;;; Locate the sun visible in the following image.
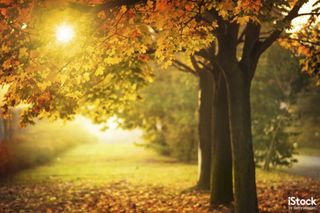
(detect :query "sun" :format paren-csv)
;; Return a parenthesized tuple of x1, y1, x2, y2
(56, 24, 75, 43)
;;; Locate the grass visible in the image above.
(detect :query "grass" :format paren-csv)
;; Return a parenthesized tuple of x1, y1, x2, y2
(6, 143, 197, 190)
(0, 119, 96, 176)
(4, 142, 308, 190)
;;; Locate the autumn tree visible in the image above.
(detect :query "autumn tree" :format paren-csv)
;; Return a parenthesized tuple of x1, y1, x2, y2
(195, 67, 215, 190)
(1, 1, 320, 212)
(0, 0, 231, 198)
(150, 56, 232, 194)
(173, 57, 216, 190)
(174, 54, 233, 200)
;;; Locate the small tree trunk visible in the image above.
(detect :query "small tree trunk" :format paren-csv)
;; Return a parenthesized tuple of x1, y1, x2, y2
(227, 69, 259, 213)
(263, 120, 282, 171)
(210, 72, 233, 205)
(197, 69, 214, 190)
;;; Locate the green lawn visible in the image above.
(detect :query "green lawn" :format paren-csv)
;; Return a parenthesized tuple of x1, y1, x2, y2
(5, 142, 308, 189)
(7, 143, 197, 189)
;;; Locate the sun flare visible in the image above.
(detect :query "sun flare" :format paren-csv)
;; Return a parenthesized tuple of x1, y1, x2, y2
(56, 24, 75, 43)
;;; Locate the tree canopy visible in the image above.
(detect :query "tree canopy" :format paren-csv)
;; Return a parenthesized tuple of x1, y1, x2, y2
(1, 0, 319, 125)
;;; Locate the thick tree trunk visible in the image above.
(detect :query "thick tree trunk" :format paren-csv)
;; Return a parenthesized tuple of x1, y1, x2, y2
(210, 72, 233, 205)
(212, 18, 260, 212)
(197, 69, 214, 190)
(227, 69, 259, 213)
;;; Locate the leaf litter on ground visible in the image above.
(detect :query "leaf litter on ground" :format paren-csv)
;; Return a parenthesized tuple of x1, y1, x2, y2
(0, 177, 319, 213)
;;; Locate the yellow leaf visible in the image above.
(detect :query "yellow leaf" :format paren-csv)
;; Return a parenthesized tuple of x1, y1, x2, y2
(2, 59, 11, 70)
(120, 5, 127, 14)
(1, 45, 10, 53)
(19, 47, 28, 59)
(83, 73, 90, 82)
(95, 66, 104, 76)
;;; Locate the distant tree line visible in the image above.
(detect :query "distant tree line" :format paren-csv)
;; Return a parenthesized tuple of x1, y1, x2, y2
(120, 44, 320, 168)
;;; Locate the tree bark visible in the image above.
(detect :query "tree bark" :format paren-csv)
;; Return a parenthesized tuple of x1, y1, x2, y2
(214, 23, 259, 211)
(226, 68, 259, 213)
(197, 69, 214, 190)
(210, 71, 233, 205)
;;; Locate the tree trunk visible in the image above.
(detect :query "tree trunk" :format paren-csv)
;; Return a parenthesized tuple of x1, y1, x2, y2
(264, 120, 282, 171)
(227, 69, 259, 213)
(210, 71, 233, 205)
(197, 69, 214, 190)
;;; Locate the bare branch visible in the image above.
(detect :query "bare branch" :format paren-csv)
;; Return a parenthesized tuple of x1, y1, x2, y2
(69, 0, 150, 13)
(296, 12, 320, 17)
(172, 59, 198, 77)
(257, 0, 308, 55)
(237, 26, 246, 44)
(198, 61, 212, 72)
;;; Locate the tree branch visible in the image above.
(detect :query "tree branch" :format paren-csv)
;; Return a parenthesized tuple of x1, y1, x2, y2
(284, 37, 320, 46)
(197, 61, 212, 72)
(241, 22, 261, 61)
(296, 12, 320, 17)
(0, 3, 13, 8)
(190, 56, 201, 72)
(69, 0, 150, 12)
(172, 59, 198, 77)
(257, 0, 308, 55)
(237, 26, 246, 44)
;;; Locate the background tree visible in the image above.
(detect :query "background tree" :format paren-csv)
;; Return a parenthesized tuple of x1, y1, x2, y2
(174, 55, 232, 194)
(195, 67, 214, 190)
(251, 44, 305, 170)
(119, 67, 199, 162)
(293, 83, 320, 148)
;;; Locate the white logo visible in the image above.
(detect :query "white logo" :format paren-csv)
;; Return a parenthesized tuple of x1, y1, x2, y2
(288, 197, 317, 211)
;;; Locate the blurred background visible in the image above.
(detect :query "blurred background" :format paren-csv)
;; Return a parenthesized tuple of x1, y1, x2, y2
(0, 44, 319, 179)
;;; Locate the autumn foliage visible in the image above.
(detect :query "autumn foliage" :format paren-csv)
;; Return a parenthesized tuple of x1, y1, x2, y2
(0, 0, 319, 124)
(0, 178, 319, 212)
